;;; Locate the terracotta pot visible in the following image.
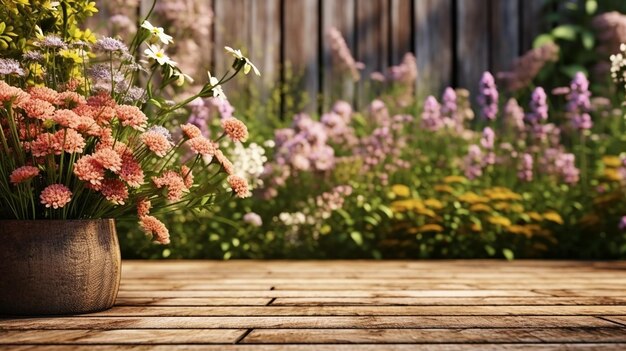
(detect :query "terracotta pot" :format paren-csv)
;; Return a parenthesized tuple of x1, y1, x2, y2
(0, 219, 121, 315)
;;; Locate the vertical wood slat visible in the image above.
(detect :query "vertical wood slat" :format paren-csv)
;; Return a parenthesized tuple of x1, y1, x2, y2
(456, 0, 490, 101)
(321, 0, 356, 110)
(414, 0, 453, 98)
(249, 0, 281, 103)
(491, 0, 520, 74)
(389, 0, 413, 65)
(283, 0, 320, 114)
(521, 0, 548, 52)
(356, 0, 390, 108)
(212, 0, 250, 97)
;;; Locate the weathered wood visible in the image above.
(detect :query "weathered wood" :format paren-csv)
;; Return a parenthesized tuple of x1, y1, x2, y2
(521, 0, 548, 51)
(88, 305, 626, 317)
(249, 0, 281, 103)
(283, 0, 319, 113)
(0, 220, 120, 316)
(414, 0, 453, 97)
(456, 0, 490, 99)
(389, 0, 413, 64)
(272, 296, 626, 306)
(0, 316, 615, 329)
(242, 327, 626, 344)
(115, 297, 272, 306)
(491, 0, 520, 73)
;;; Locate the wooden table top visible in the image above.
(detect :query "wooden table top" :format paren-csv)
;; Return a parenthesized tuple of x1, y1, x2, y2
(2, 260, 626, 350)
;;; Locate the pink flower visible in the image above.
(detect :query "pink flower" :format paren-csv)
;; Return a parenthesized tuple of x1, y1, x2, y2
(100, 178, 129, 204)
(119, 153, 144, 188)
(180, 165, 194, 189)
(115, 105, 147, 131)
(53, 109, 81, 129)
(40, 184, 72, 209)
(227, 174, 250, 198)
(21, 98, 55, 120)
(93, 148, 122, 172)
(56, 91, 86, 107)
(29, 133, 55, 157)
(221, 117, 249, 142)
(181, 123, 202, 139)
(28, 86, 59, 104)
(141, 130, 172, 157)
(139, 215, 170, 244)
(74, 155, 106, 187)
(53, 129, 86, 154)
(0, 81, 28, 104)
(214, 150, 234, 175)
(153, 170, 187, 201)
(137, 198, 151, 217)
(187, 136, 218, 156)
(10, 166, 40, 184)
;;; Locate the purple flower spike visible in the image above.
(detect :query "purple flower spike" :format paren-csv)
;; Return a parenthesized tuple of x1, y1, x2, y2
(477, 72, 499, 121)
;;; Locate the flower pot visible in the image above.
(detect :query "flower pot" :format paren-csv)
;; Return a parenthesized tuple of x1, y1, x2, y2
(0, 219, 121, 315)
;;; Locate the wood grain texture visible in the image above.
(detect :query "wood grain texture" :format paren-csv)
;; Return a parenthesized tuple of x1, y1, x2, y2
(456, 0, 490, 98)
(0, 219, 120, 315)
(3, 260, 626, 347)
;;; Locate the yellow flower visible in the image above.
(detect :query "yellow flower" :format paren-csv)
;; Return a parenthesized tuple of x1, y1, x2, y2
(391, 184, 411, 197)
(444, 175, 467, 184)
(603, 168, 622, 182)
(391, 199, 423, 212)
(424, 198, 443, 209)
(525, 211, 544, 222)
(507, 225, 534, 237)
(488, 216, 512, 227)
(484, 187, 522, 201)
(434, 184, 454, 194)
(602, 155, 622, 168)
(470, 221, 482, 232)
(414, 224, 444, 233)
(543, 211, 564, 225)
(458, 192, 489, 204)
(415, 207, 437, 218)
(510, 204, 524, 213)
(470, 203, 492, 212)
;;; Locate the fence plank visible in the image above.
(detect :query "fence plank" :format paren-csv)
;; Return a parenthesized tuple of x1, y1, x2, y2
(456, 0, 490, 99)
(249, 0, 281, 103)
(521, 0, 548, 52)
(322, 0, 356, 110)
(415, 0, 453, 98)
(390, 0, 413, 64)
(491, 0, 520, 73)
(356, 0, 390, 107)
(283, 0, 320, 114)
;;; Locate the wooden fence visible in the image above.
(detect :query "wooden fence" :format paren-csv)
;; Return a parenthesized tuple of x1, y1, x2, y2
(103, 0, 550, 112)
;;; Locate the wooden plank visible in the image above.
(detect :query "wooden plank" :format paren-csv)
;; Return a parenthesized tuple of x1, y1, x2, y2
(272, 297, 626, 306)
(390, 0, 413, 64)
(521, 0, 548, 52)
(90, 305, 626, 317)
(414, 0, 453, 97)
(115, 289, 548, 298)
(242, 327, 626, 344)
(0, 329, 245, 345)
(115, 297, 272, 306)
(490, 0, 520, 73)
(0, 316, 615, 329)
(6, 344, 626, 351)
(456, 0, 490, 98)
(321, 0, 356, 109)
(249, 0, 280, 103)
(355, 0, 389, 107)
(283, 0, 320, 113)
(603, 316, 626, 327)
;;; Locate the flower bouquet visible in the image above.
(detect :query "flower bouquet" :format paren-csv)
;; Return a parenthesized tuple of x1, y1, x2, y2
(0, 0, 258, 315)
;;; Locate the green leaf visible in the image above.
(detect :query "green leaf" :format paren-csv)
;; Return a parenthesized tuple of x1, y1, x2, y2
(552, 25, 578, 41)
(533, 34, 554, 49)
(585, 0, 597, 14)
(350, 231, 363, 246)
(485, 245, 496, 256)
(581, 31, 594, 50)
(560, 65, 587, 78)
(0, 22, 5, 34)
(503, 248, 515, 261)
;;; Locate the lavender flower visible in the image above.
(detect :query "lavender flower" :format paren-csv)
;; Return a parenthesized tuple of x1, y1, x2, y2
(619, 216, 626, 231)
(22, 51, 44, 62)
(497, 42, 559, 92)
(0, 58, 24, 76)
(441, 87, 458, 120)
(480, 127, 495, 150)
(503, 98, 525, 133)
(332, 100, 353, 123)
(38, 35, 66, 49)
(421, 96, 443, 131)
(518, 153, 533, 182)
(243, 212, 263, 227)
(327, 27, 363, 81)
(556, 153, 580, 184)
(464, 144, 484, 180)
(93, 37, 129, 53)
(477, 72, 499, 121)
(567, 73, 593, 130)
(526, 87, 548, 124)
